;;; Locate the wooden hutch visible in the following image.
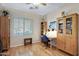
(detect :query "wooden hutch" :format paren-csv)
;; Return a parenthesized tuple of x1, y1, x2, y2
(57, 13, 78, 55)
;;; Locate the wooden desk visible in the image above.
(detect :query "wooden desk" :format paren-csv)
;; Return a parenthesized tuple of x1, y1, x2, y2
(48, 38, 57, 47)
(48, 37, 56, 40)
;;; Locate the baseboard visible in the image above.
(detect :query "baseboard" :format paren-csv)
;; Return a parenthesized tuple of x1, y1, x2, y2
(10, 40, 41, 48)
(32, 40, 41, 44)
(10, 44, 24, 48)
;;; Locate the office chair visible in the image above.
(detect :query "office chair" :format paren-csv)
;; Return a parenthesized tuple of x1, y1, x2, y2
(41, 35, 50, 48)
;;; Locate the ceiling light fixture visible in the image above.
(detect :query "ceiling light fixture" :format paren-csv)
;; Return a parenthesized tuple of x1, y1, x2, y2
(26, 3, 47, 9)
(32, 2, 40, 6)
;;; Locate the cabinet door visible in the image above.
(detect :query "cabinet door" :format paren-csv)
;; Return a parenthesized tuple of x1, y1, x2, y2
(65, 14, 78, 55)
(57, 34, 65, 50)
(64, 36, 74, 54)
(64, 17, 74, 55)
(0, 16, 7, 49)
(57, 18, 65, 50)
(5, 17, 10, 49)
(0, 16, 10, 49)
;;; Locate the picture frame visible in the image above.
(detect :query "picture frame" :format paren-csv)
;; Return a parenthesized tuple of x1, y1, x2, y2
(49, 21, 57, 30)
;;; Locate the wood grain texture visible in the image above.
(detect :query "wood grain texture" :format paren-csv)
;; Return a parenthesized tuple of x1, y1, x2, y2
(57, 13, 78, 55)
(0, 16, 10, 50)
(57, 17, 65, 51)
(2, 43, 69, 56)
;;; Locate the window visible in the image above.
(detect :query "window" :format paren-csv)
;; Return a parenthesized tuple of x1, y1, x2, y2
(11, 17, 32, 36)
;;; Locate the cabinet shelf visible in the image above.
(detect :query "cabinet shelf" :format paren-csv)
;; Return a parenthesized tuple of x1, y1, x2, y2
(41, 22, 47, 35)
(66, 17, 72, 34)
(58, 19, 63, 34)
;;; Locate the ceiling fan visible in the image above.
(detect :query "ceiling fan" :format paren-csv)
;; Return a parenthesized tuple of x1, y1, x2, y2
(26, 3, 47, 9)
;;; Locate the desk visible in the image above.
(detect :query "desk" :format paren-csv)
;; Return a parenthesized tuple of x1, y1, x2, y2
(48, 37, 57, 47)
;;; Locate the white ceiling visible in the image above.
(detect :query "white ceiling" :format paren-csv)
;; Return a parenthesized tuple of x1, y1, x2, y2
(0, 3, 64, 15)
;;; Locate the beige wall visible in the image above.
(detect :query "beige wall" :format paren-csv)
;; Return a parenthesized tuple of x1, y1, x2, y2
(9, 9, 41, 47)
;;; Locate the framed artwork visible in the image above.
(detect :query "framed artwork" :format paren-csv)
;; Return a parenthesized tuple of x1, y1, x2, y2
(49, 21, 57, 30)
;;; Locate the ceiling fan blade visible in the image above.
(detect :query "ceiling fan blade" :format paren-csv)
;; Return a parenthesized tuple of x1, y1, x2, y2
(25, 3, 31, 5)
(41, 3, 47, 6)
(29, 6, 38, 9)
(29, 7, 33, 9)
(25, 3, 47, 9)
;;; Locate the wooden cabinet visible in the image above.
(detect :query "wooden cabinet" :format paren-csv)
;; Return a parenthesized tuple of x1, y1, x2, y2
(0, 16, 10, 50)
(57, 17, 65, 50)
(41, 22, 47, 35)
(57, 34, 65, 50)
(64, 36, 74, 54)
(57, 13, 78, 55)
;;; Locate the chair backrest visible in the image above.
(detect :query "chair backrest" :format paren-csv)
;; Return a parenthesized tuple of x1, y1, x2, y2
(41, 35, 49, 42)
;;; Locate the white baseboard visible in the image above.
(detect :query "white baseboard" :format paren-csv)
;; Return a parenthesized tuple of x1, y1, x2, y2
(10, 44, 24, 48)
(10, 40, 41, 48)
(32, 40, 41, 43)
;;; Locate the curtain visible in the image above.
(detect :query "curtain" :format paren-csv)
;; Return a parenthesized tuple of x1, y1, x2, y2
(11, 17, 32, 36)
